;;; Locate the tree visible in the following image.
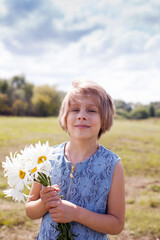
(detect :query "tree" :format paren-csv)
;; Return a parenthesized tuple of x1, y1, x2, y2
(23, 83, 34, 103)
(8, 76, 34, 115)
(31, 85, 61, 116)
(149, 104, 155, 117)
(0, 93, 11, 115)
(0, 79, 10, 94)
(12, 99, 29, 116)
(114, 100, 133, 112)
(155, 109, 160, 117)
(114, 100, 133, 118)
(129, 107, 149, 119)
(10, 75, 26, 89)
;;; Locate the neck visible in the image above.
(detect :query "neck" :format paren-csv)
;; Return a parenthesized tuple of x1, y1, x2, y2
(65, 138, 99, 165)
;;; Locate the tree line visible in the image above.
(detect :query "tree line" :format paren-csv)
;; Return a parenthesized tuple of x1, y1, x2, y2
(0, 75, 65, 116)
(0, 75, 160, 119)
(114, 100, 160, 119)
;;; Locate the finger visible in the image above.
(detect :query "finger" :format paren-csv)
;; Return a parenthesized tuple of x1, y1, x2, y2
(47, 199, 60, 208)
(49, 207, 58, 215)
(52, 217, 59, 223)
(52, 216, 66, 223)
(43, 191, 59, 200)
(48, 190, 59, 197)
(42, 186, 58, 193)
(41, 189, 59, 200)
(46, 195, 60, 204)
(52, 184, 60, 192)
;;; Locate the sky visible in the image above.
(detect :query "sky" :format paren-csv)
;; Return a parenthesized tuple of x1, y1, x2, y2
(0, 0, 160, 104)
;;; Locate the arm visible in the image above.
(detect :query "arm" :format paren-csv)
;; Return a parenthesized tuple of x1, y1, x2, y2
(49, 161, 125, 235)
(76, 160, 125, 234)
(25, 182, 60, 220)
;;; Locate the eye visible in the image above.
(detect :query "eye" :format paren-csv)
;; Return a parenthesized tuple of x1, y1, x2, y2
(71, 108, 79, 112)
(88, 109, 96, 112)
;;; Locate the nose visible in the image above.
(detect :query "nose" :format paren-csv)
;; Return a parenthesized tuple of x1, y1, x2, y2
(77, 109, 87, 120)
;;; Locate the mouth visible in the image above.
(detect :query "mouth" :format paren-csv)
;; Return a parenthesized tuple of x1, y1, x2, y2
(75, 125, 90, 129)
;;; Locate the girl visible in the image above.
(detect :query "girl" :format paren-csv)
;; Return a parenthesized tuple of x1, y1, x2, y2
(26, 79, 125, 240)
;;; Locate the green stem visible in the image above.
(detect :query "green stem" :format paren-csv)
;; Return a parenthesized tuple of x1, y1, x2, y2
(35, 174, 76, 239)
(48, 176, 52, 186)
(37, 172, 49, 186)
(38, 172, 47, 182)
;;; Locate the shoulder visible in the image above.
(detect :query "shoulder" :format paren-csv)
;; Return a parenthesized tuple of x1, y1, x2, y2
(52, 142, 66, 154)
(98, 145, 121, 163)
(109, 160, 124, 193)
(108, 160, 125, 200)
(113, 161, 124, 179)
(49, 142, 66, 165)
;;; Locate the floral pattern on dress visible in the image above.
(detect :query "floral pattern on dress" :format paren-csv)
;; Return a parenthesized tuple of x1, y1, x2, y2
(37, 142, 120, 240)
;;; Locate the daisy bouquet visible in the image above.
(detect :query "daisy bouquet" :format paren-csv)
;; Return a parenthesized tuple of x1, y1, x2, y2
(2, 141, 76, 240)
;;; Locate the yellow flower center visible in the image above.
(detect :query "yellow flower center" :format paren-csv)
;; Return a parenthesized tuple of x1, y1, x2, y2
(31, 167, 37, 173)
(19, 170, 26, 179)
(38, 156, 47, 164)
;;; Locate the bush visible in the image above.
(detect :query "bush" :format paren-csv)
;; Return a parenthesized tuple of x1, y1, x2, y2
(155, 109, 160, 117)
(149, 104, 155, 117)
(31, 85, 61, 116)
(115, 109, 130, 119)
(129, 107, 149, 119)
(12, 99, 29, 116)
(0, 93, 12, 115)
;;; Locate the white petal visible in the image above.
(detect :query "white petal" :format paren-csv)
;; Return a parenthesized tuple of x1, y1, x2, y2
(3, 188, 29, 203)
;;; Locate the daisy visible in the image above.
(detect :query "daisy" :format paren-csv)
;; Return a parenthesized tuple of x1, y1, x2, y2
(3, 141, 55, 202)
(3, 188, 29, 203)
(21, 141, 53, 180)
(2, 152, 31, 191)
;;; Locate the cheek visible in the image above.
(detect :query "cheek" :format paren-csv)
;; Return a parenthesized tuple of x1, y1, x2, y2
(93, 115, 101, 124)
(66, 114, 74, 129)
(67, 114, 73, 123)
(92, 117, 101, 130)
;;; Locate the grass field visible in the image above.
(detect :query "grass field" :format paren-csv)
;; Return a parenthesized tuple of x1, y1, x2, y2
(0, 116, 160, 240)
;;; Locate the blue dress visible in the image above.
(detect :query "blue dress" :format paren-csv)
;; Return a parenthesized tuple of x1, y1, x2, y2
(37, 142, 120, 240)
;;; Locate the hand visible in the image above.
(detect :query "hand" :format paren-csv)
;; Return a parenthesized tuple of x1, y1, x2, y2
(40, 184, 60, 211)
(49, 199, 77, 223)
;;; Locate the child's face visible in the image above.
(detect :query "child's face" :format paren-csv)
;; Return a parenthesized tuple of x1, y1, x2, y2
(66, 95, 101, 141)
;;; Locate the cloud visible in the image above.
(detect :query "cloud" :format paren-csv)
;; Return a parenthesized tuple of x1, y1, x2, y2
(1, 0, 105, 55)
(0, 0, 8, 17)
(0, 0, 160, 104)
(145, 35, 160, 51)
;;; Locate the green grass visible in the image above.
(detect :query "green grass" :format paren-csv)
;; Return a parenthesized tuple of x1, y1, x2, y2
(100, 118, 160, 177)
(1, 117, 160, 178)
(125, 182, 160, 236)
(0, 116, 68, 148)
(0, 204, 32, 228)
(125, 206, 160, 236)
(0, 116, 160, 239)
(149, 184, 160, 193)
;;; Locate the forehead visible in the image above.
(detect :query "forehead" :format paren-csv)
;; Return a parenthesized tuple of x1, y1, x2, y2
(69, 93, 100, 107)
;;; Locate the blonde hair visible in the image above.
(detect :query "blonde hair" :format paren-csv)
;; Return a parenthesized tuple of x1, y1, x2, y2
(58, 79, 115, 138)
